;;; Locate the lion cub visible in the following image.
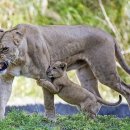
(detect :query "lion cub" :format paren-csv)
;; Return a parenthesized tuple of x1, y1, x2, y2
(38, 61, 122, 118)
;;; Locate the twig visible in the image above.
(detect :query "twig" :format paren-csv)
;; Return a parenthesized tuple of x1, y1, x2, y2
(98, 0, 120, 41)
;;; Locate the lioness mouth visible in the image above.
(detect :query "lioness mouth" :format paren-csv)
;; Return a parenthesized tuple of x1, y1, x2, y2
(0, 61, 8, 71)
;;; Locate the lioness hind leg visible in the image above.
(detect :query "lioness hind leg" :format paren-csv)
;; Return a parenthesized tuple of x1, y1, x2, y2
(97, 72, 130, 107)
(86, 49, 130, 106)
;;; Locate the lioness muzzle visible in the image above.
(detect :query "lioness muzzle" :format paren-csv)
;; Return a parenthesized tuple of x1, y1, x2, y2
(0, 61, 8, 72)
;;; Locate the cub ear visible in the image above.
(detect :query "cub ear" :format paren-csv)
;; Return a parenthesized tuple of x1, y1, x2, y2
(60, 62, 67, 71)
(13, 28, 26, 46)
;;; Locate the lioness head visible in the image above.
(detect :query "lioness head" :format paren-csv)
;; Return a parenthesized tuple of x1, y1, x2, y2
(0, 26, 26, 74)
(47, 61, 67, 79)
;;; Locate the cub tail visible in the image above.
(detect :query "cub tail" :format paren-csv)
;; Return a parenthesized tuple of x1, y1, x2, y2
(97, 95, 122, 106)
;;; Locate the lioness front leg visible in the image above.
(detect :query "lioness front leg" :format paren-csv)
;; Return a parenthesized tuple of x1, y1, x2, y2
(37, 79, 59, 93)
(0, 75, 14, 120)
(37, 79, 57, 121)
(43, 88, 56, 121)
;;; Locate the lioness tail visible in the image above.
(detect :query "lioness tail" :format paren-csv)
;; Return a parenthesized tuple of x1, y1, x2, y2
(115, 41, 130, 74)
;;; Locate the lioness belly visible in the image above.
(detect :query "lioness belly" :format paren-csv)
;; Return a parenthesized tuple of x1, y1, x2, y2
(63, 54, 86, 70)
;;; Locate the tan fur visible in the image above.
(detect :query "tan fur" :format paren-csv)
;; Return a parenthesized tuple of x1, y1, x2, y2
(0, 24, 130, 120)
(38, 61, 122, 118)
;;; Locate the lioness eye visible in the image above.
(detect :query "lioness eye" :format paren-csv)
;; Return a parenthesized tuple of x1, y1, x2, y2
(53, 67, 56, 70)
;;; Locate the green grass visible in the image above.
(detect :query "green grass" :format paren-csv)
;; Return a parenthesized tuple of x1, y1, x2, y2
(0, 110, 130, 130)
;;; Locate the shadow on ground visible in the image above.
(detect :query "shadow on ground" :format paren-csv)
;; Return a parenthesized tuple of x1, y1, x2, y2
(5, 103, 130, 118)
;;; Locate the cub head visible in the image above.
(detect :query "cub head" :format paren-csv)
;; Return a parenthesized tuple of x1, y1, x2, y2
(47, 61, 67, 79)
(0, 25, 26, 74)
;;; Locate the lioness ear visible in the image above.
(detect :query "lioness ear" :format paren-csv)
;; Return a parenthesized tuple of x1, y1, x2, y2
(15, 27, 26, 37)
(60, 62, 67, 71)
(13, 28, 26, 46)
(16, 31, 24, 37)
(0, 29, 4, 32)
(0, 29, 4, 38)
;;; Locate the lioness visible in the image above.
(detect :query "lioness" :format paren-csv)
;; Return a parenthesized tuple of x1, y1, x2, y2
(0, 24, 130, 120)
(38, 61, 122, 118)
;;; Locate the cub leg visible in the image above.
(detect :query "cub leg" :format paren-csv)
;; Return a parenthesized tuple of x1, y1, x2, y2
(37, 79, 59, 93)
(77, 65, 100, 96)
(80, 99, 97, 119)
(0, 76, 14, 120)
(77, 65, 102, 113)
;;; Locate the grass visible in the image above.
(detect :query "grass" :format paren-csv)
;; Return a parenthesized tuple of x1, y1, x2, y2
(0, 110, 130, 130)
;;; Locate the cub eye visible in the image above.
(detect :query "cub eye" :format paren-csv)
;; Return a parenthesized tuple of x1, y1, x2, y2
(0, 47, 9, 53)
(2, 47, 9, 51)
(53, 67, 56, 70)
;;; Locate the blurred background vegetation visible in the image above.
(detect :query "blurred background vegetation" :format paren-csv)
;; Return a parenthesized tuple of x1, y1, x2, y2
(0, 0, 130, 105)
